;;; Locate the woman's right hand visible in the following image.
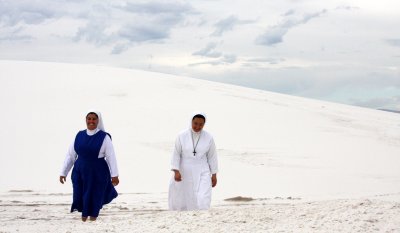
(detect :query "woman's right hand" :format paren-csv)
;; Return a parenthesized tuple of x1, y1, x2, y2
(111, 176, 119, 186)
(59, 176, 66, 184)
(174, 170, 182, 182)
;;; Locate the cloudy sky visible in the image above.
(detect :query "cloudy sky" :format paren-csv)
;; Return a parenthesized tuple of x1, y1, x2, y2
(1, 0, 399, 110)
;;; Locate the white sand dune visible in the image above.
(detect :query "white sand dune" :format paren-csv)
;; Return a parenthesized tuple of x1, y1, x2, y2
(0, 60, 400, 232)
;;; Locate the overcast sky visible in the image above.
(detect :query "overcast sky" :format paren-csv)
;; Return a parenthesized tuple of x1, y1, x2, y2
(1, 0, 399, 110)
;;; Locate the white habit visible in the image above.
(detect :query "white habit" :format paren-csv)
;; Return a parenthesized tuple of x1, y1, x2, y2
(168, 116, 218, 210)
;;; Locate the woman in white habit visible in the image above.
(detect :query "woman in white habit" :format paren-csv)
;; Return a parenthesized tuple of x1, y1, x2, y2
(169, 112, 218, 210)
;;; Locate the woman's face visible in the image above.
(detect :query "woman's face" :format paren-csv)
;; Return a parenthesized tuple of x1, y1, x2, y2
(192, 117, 205, 132)
(86, 113, 98, 130)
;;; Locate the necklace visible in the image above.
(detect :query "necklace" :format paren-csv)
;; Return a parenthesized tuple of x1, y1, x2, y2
(191, 131, 201, 156)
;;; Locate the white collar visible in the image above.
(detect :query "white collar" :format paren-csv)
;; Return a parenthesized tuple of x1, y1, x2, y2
(86, 128, 100, 136)
(191, 129, 202, 135)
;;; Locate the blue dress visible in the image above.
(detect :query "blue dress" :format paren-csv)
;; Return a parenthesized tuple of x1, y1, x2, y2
(70, 130, 118, 217)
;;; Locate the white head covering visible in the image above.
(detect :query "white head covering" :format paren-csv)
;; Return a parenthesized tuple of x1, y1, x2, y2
(86, 109, 105, 131)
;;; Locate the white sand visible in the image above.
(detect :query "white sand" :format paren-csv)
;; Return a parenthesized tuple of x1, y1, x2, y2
(0, 61, 400, 232)
(1, 191, 400, 232)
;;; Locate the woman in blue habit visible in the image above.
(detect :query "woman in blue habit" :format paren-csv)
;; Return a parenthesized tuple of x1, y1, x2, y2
(59, 110, 119, 221)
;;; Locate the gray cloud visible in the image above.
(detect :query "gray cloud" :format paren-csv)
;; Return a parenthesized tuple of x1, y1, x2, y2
(75, 20, 115, 46)
(191, 41, 237, 66)
(0, 0, 85, 27)
(121, 1, 193, 15)
(0, 0, 91, 46)
(109, 23, 171, 54)
(1, 0, 399, 112)
(110, 21, 180, 54)
(0, 1, 195, 52)
(111, 43, 130, 55)
(386, 39, 400, 47)
(0, 34, 33, 41)
(0, 1, 55, 26)
(256, 9, 327, 46)
(192, 42, 222, 58)
(189, 54, 237, 66)
(77, 23, 171, 54)
(119, 1, 194, 26)
(0, 26, 33, 42)
(193, 40, 285, 67)
(222, 54, 237, 63)
(58, 1, 196, 54)
(211, 15, 254, 37)
(283, 9, 296, 16)
(73, 1, 196, 53)
(118, 24, 168, 42)
(211, 15, 239, 36)
(245, 57, 286, 65)
(256, 27, 288, 45)
(190, 66, 314, 93)
(187, 63, 400, 111)
(351, 96, 400, 110)
(335, 5, 360, 11)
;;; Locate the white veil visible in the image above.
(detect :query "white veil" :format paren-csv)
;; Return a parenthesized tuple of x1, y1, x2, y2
(86, 109, 105, 131)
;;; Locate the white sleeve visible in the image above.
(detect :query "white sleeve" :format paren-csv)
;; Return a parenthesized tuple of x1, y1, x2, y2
(103, 135, 119, 177)
(171, 136, 182, 171)
(60, 142, 77, 177)
(207, 138, 218, 174)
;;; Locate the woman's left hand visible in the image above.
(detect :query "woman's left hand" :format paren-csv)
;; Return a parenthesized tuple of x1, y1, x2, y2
(211, 174, 217, 188)
(111, 176, 119, 186)
(59, 176, 66, 184)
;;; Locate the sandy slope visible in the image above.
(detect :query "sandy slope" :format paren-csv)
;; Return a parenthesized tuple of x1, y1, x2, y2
(1, 60, 400, 232)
